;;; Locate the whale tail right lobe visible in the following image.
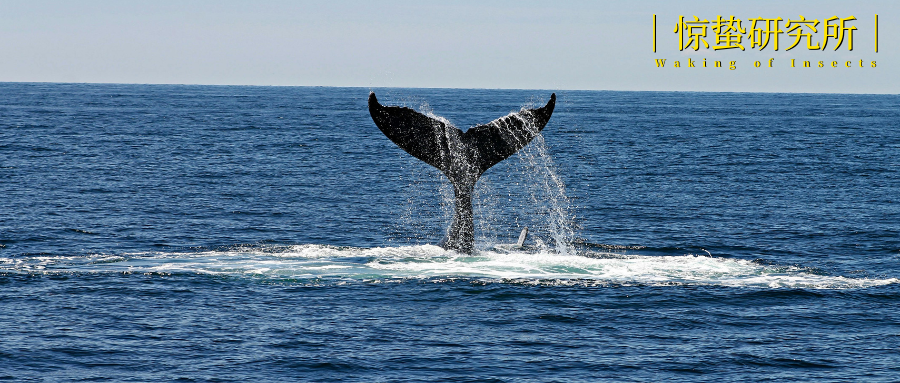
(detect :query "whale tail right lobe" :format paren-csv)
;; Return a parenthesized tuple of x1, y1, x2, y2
(368, 92, 556, 253)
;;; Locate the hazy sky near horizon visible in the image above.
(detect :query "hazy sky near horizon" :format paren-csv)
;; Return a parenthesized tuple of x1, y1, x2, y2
(1, 0, 896, 93)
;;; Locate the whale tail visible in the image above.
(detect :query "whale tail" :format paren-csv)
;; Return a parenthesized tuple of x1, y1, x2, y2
(368, 92, 556, 253)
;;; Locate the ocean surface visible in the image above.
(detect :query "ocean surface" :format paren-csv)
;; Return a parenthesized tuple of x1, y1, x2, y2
(1, 83, 899, 381)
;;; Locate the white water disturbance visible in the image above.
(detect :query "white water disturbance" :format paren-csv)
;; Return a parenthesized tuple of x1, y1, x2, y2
(3, 245, 897, 290)
(474, 106, 575, 253)
(507, 130, 575, 254)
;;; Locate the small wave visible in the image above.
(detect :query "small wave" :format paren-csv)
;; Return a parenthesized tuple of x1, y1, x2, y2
(1, 244, 896, 289)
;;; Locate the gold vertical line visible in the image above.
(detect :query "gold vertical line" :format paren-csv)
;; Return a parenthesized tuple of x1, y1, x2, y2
(653, 14, 657, 52)
(875, 14, 878, 52)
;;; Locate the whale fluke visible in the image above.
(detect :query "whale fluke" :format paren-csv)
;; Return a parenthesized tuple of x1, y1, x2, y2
(368, 92, 556, 254)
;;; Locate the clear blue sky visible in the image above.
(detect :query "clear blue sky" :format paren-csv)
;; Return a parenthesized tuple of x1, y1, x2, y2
(0, 0, 896, 93)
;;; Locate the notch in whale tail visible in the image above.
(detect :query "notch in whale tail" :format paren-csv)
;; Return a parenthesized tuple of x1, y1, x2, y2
(368, 92, 556, 254)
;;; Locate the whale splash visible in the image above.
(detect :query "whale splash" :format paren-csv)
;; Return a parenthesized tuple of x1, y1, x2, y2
(368, 92, 556, 254)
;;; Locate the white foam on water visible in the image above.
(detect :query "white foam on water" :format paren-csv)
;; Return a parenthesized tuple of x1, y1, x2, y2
(3, 244, 896, 289)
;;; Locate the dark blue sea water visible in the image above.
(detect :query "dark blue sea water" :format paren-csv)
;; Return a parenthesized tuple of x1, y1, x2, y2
(2, 83, 899, 381)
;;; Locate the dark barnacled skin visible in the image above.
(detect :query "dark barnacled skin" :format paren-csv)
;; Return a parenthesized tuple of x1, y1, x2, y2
(368, 92, 555, 254)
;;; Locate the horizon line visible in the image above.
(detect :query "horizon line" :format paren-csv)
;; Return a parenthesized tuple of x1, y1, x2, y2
(1, 81, 897, 96)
